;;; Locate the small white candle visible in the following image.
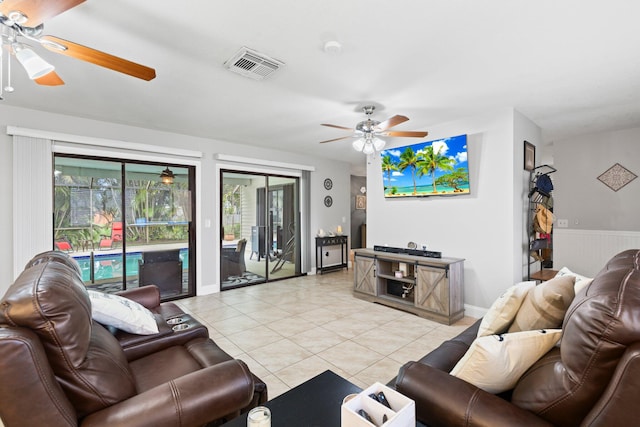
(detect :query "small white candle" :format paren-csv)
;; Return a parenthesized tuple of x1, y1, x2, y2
(247, 406, 271, 427)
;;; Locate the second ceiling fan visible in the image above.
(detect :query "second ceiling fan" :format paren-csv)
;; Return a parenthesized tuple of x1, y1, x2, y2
(320, 105, 428, 154)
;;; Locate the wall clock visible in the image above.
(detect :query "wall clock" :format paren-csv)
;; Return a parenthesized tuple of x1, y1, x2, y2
(323, 178, 333, 190)
(324, 195, 333, 207)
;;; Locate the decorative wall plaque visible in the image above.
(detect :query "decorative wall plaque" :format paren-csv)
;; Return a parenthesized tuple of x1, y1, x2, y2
(323, 178, 333, 190)
(597, 163, 637, 192)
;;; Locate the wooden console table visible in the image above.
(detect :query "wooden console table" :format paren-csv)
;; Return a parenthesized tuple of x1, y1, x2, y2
(315, 235, 348, 274)
(353, 248, 465, 325)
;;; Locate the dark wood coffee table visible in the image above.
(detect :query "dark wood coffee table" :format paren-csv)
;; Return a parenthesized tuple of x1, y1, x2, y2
(222, 370, 425, 427)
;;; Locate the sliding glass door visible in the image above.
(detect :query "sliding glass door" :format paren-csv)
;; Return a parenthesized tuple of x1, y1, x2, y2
(220, 170, 300, 289)
(53, 155, 195, 300)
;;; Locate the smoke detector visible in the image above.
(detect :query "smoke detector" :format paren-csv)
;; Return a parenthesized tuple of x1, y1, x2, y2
(224, 46, 284, 80)
(323, 40, 342, 55)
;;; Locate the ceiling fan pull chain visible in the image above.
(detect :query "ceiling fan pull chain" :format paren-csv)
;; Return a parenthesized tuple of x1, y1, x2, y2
(5, 47, 15, 93)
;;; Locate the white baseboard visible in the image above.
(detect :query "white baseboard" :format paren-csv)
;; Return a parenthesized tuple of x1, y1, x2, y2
(464, 304, 487, 320)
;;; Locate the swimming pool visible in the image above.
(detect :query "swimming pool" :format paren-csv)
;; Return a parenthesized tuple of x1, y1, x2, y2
(74, 249, 189, 283)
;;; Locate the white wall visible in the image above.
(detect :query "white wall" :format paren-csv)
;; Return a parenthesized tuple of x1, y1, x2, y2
(366, 108, 541, 313)
(0, 105, 351, 297)
(514, 109, 545, 278)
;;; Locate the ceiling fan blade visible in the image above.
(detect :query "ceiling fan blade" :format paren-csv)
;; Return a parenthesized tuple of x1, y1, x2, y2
(0, 0, 85, 27)
(382, 130, 429, 138)
(319, 136, 352, 144)
(375, 115, 409, 131)
(35, 71, 64, 86)
(40, 35, 156, 81)
(321, 123, 353, 131)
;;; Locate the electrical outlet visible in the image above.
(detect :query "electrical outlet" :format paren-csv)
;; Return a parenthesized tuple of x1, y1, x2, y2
(557, 219, 569, 228)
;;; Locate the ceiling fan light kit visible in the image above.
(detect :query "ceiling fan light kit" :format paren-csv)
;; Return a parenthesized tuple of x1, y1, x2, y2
(14, 46, 54, 79)
(320, 105, 428, 156)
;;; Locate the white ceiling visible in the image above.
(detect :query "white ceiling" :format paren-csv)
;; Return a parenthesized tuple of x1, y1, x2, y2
(3, 1, 640, 174)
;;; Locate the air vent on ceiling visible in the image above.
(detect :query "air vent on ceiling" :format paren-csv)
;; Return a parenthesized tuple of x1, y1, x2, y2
(224, 47, 284, 80)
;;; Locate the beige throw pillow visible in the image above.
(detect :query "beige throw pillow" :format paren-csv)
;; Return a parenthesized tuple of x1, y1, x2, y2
(477, 281, 536, 337)
(450, 329, 562, 394)
(508, 275, 575, 333)
(555, 266, 593, 294)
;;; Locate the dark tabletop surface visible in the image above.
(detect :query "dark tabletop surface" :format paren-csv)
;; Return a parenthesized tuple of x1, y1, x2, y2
(222, 370, 360, 427)
(222, 370, 426, 427)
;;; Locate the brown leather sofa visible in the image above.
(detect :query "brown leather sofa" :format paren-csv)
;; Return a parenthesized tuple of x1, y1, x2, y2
(394, 249, 640, 427)
(0, 251, 267, 427)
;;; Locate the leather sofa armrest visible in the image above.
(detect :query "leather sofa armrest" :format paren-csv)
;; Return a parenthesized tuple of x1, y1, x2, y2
(80, 359, 255, 427)
(116, 285, 161, 309)
(396, 361, 553, 427)
(581, 342, 640, 426)
(118, 318, 210, 362)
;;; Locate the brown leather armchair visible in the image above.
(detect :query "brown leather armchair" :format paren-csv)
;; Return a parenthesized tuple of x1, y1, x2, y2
(0, 251, 262, 427)
(395, 249, 640, 427)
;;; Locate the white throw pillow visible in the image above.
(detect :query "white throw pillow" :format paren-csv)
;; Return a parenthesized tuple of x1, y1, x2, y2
(87, 290, 159, 335)
(477, 281, 536, 337)
(555, 267, 593, 294)
(450, 329, 562, 394)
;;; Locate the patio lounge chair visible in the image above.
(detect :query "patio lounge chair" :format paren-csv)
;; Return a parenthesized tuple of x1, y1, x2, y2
(138, 249, 183, 298)
(54, 236, 73, 252)
(222, 238, 247, 278)
(98, 221, 123, 250)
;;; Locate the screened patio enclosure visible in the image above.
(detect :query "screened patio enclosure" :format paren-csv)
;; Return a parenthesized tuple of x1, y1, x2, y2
(53, 155, 195, 300)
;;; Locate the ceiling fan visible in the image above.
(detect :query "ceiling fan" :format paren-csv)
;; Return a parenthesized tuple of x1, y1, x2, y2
(320, 105, 428, 155)
(0, 0, 155, 91)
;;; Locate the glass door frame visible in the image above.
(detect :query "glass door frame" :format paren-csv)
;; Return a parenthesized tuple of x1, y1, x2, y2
(220, 169, 301, 289)
(53, 153, 197, 301)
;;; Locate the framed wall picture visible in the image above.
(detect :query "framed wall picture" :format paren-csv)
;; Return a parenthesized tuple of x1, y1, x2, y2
(524, 141, 536, 171)
(355, 195, 366, 210)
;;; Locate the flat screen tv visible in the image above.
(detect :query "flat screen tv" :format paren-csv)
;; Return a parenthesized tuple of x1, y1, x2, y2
(380, 134, 469, 198)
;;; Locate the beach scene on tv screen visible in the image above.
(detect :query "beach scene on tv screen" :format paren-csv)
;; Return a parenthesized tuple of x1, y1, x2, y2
(381, 134, 469, 197)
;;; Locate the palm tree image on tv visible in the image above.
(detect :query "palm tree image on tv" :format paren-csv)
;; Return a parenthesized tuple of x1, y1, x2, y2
(398, 147, 420, 195)
(380, 134, 470, 197)
(417, 144, 455, 193)
(381, 154, 398, 192)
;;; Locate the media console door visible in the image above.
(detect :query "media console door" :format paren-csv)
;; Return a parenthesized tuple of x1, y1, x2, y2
(415, 265, 448, 315)
(354, 255, 376, 295)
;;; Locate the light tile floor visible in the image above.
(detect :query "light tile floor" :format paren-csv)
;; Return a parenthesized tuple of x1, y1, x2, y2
(175, 269, 477, 399)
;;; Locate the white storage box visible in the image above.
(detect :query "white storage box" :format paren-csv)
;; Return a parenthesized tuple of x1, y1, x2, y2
(341, 382, 415, 427)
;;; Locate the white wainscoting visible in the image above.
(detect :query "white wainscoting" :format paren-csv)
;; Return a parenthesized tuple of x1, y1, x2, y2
(554, 229, 640, 278)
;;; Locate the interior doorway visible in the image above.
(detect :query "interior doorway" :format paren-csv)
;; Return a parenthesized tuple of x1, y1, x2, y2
(220, 170, 301, 289)
(351, 175, 367, 249)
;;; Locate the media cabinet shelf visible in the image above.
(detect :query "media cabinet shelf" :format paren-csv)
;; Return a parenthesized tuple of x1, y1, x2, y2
(376, 273, 415, 284)
(353, 248, 465, 325)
